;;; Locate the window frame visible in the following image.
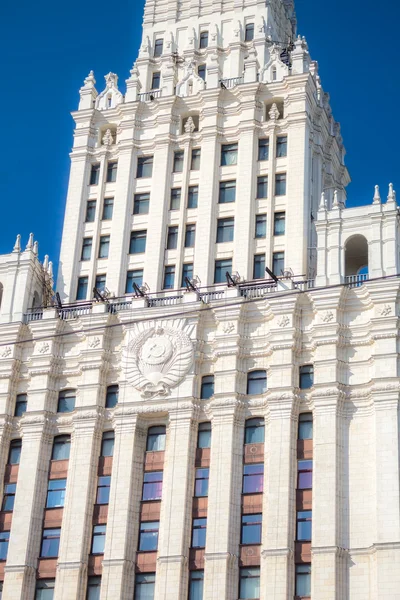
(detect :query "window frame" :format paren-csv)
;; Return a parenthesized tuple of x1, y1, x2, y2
(255, 214, 267, 239)
(142, 471, 163, 501)
(51, 435, 71, 461)
(102, 197, 114, 221)
(136, 156, 154, 179)
(96, 476, 111, 505)
(246, 370, 267, 395)
(98, 235, 110, 259)
(239, 567, 260, 600)
(57, 390, 76, 414)
(194, 468, 209, 497)
(197, 422, 211, 449)
(85, 200, 97, 222)
(191, 517, 207, 548)
(181, 263, 194, 287)
(170, 188, 181, 210)
(188, 185, 199, 208)
(200, 375, 214, 400)
(90, 164, 100, 186)
(296, 510, 312, 542)
(219, 180, 236, 204)
(106, 161, 118, 183)
(191, 149, 201, 171)
(276, 135, 288, 158)
(81, 237, 92, 262)
(295, 564, 311, 598)
(0, 532, 9, 562)
(214, 259, 232, 284)
(101, 431, 115, 457)
(185, 224, 196, 248)
(151, 71, 161, 90)
(154, 38, 164, 57)
(133, 193, 150, 215)
(8, 439, 22, 465)
(245, 418, 265, 444)
(221, 143, 238, 166)
(199, 31, 209, 49)
(244, 23, 255, 42)
(2, 483, 16, 512)
(138, 521, 160, 552)
(146, 426, 166, 452)
(241, 513, 262, 545)
(299, 365, 314, 390)
(297, 460, 313, 490)
(46, 479, 67, 509)
(77, 276, 88, 301)
(91, 524, 107, 555)
(163, 265, 175, 290)
(258, 138, 269, 161)
(173, 150, 184, 173)
(274, 212, 286, 236)
(298, 413, 313, 440)
(242, 464, 264, 495)
(272, 251, 284, 276)
(134, 573, 156, 599)
(15, 394, 27, 417)
(257, 175, 268, 199)
(95, 274, 106, 293)
(216, 217, 234, 243)
(105, 384, 119, 409)
(253, 254, 266, 280)
(126, 270, 144, 293)
(275, 173, 287, 196)
(40, 528, 61, 559)
(167, 226, 179, 250)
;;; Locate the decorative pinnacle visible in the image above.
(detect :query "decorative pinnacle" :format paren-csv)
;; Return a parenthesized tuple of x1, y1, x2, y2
(318, 191, 327, 211)
(26, 233, 34, 251)
(83, 70, 96, 87)
(332, 189, 340, 208)
(387, 182, 396, 204)
(13, 234, 21, 253)
(33, 241, 38, 255)
(43, 255, 49, 271)
(372, 185, 381, 205)
(48, 261, 53, 279)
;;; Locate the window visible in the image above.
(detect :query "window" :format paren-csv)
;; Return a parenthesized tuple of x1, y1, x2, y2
(106, 161, 118, 183)
(201, 375, 214, 400)
(198, 64, 206, 81)
(241, 514, 262, 545)
(2, 483, 16, 512)
(8, 440, 21, 465)
(57, 390, 76, 413)
(163, 265, 175, 289)
(199, 31, 209, 49)
(276, 135, 288, 158)
(154, 38, 163, 57)
(134, 193, 150, 214)
(91, 525, 106, 554)
(15, 394, 27, 417)
(275, 173, 287, 196)
(139, 521, 159, 551)
(253, 254, 265, 280)
(188, 571, 204, 600)
(296, 564, 311, 598)
(272, 251, 284, 276)
(96, 476, 111, 504)
(255, 214, 266, 239)
(102, 198, 114, 220)
(297, 511, 312, 541)
(52, 435, 71, 461)
(90, 164, 100, 186)
(184, 225, 196, 249)
(0, 532, 9, 561)
(126, 270, 144, 293)
(239, 568, 260, 599)
(258, 138, 269, 161)
(170, 188, 181, 210)
(106, 384, 119, 409)
(221, 143, 238, 166)
(217, 218, 234, 243)
(87, 577, 101, 600)
(191, 149, 201, 170)
(41, 528, 61, 558)
(137, 156, 153, 178)
(181, 264, 193, 287)
(274, 212, 285, 236)
(77, 276, 88, 301)
(85, 200, 96, 222)
(197, 422, 211, 449)
(173, 151, 184, 173)
(101, 431, 114, 457)
(298, 460, 313, 490)
(191, 518, 207, 548)
(214, 259, 232, 284)
(146, 426, 166, 452)
(188, 186, 199, 208)
(46, 479, 67, 508)
(194, 468, 209, 497)
(35, 580, 55, 600)
(134, 573, 155, 600)
(167, 226, 178, 250)
(98, 235, 110, 259)
(247, 370, 267, 395)
(81, 237, 92, 261)
(243, 464, 264, 494)
(219, 180, 236, 203)
(245, 23, 255, 42)
(257, 176, 268, 199)
(142, 472, 163, 501)
(151, 72, 161, 90)
(245, 418, 265, 444)
(298, 413, 313, 440)
(299, 365, 314, 390)
(95, 274, 106, 293)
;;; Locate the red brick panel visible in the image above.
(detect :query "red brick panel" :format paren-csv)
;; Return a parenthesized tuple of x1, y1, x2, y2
(136, 552, 157, 573)
(295, 542, 312, 563)
(195, 448, 210, 468)
(192, 497, 208, 518)
(239, 545, 261, 566)
(88, 554, 103, 576)
(4, 465, 19, 484)
(140, 501, 161, 522)
(37, 558, 58, 579)
(44, 508, 63, 529)
(97, 456, 113, 477)
(49, 460, 69, 480)
(93, 504, 109, 525)
(242, 494, 263, 514)
(244, 443, 264, 464)
(297, 439, 313, 460)
(144, 451, 165, 472)
(189, 548, 205, 570)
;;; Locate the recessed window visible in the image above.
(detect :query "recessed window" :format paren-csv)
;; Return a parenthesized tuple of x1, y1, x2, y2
(106, 384, 119, 409)
(245, 23, 255, 42)
(146, 426, 166, 452)
(219, 180, 236, 204)
(170, 188, 181, 210)
(85, 200, 97, 222)
(81, 237, 92, 261)
(258, 138, 269, 161)
(77, 276, 88, 301)
(101, 431, 114, 457)
(298, 460, 313, 490)
(243, 464, 264, 494)
(198, 64, 206, 81)
(96, 476, 111, 505)
(57, 390, 76, 413)
(188, 185, 199, 208)
(296, 564, 311, 598)
(35, 580, 55, 599)
(253, 254, 265, 279)
(139, 521, 159, 551)
(15, 393, 27, 417)
(154, 38, 163, 57)
(275, 173, 287, 196)
(185, 224, 196, 248)
(173, 151, 184, 173)
(217, 218, 234, 243)
(46, 479, 67, 508)
(276, 135, 288, 158)
(239, 567, 260, 599)
(274, 212, 286, 236)
(0, 532, 9, 561)
(151, 72, 161, 90)
(135, 574, 155, 599)
(41, 528, 61, 558)
(90, 164, 100, 186)
(126, 270, 144, 293)
(221, 143, 238, 166)
(2, 483, 16, 512)
(297, 511, 312, 541)
(191, 149, 201, 170)
(182, 263, 193, 287)
(272, 251, 284, 276)
(257, 176, 268, 199)
(189, 571, 204, 600)
(214, 259, 232, 284)
(102, 198, 114, 220)
(51, 435, 71, 461)
(191, 518, 207, 548)
(298, 413, 313, 440)
(87, 576, 102, 600)
(194, 468, 209, 497)
(167, 226, 178, 250)
(245, 418, 265, 444)
(299, 365, 314, 390)
(129, 230, 147, 255)
(95, 274, 106, 293)
(98, 235, 110, 259)
(137, 156, 154, 178)
(201, 375, 214, 400)
(142, 472, 163, 501)
(255, 214, 266, 239)
(106, 161, 118, 183)
(92, 525, 106, 554)
(199, 31, 209, 49)
(164, 265, 175, 289)
(247, 370, 267, 395)
(134, 193, 150, 214)
(197, 422, 211, 448)
(241, 513, 262, 545)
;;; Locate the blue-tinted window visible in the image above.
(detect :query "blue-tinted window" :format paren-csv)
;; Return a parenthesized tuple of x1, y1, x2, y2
(87, 576, 101, 600)
(298, 413, 313, 440)
(201, 375, 214, 400)
(126, 270, 144, 293)
(258, 139, 269, 161)
(139, 521, 159, 551)
(90, 164, 100, 186)
(0, 532, 9, 561)
(91, 525, 106, 554)
(296, 565, 311, 597)
(239, 568, 260, 599)
(274, 212, 285, 236)
(46, 479, 66, 508)
(243, 464, 264, 494)
(221, 144, 238, 166)
(2, 483, 16, 512)
(257, 176, 268, 199)
(130, 230, 147, 254)
(188, 571, 203, 600)
(163, 266, 175, 289)
(106, 385, 119, 409)
(219, 180, 236, 203)
(188, 186, 199, 208)
(247, 371, 267, 395)
(170, 188, 181, 210)
(151, 72, 161, 90)
(51, 436, 71, 461)
(41, 528, 61, 558)
(181, 264, 194, 287)
(101, 431, 114, 457)
(241, 514, 262, 545)
(297, 511, 312, 541)
(8, 440, 21, 465)
(137, 157, 153, 178)
(57, 390, 76, 413)
(300, 365, 314, 390)
(194, 468, 209, 497)
(134, 193, 150, 214)
(35, 580, 55, 600)
(77, 276, 88, 301)
(98, 236, 110, 259)
(173, 151, 184, 173)
(214, 259, 232, 283)
(81, 238, 92, 261)
(217, 218, 234, 243)
(191, 151, 201, 171)
(197, 422, 211, 448)
(199, 31, 208, 48)
(245, 23, 254, 42)
(275, 173, 287, 196)
(198, 65, 206, 81)
(253, 254, 265, 279)
(191, 518, 207, 548)
(167, 227, 178, 250)
(185, 224, 196, 248)
(276, 136, 288, 158)
(102, 198, 114, 220)
(96, 476, 111, 505)
(85, 200, 96, 222)
(154, 39, 163, 57)
(15, 394, 27, 417)
(106, 162, 117, 183)
(298, 460, 313, 490)
(135, 573, 155, 600)
(142, 472, 163, 501)
(245, 418, 265, 444)
(95, 274, 106, 293)
(272, 252, 284, 276)
(146, 426, 166, 452)
(255, 214, 266, 239)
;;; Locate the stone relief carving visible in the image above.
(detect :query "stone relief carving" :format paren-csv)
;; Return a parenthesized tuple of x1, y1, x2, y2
(380, 304, 392, 317)
(37, 342, 50, 354)
(0, 347, 12, 358)
(278, 315, 290, 328)
(88, 337, 101, 349)
(222, 322, 235, 334)
(323, 311, 334, 323)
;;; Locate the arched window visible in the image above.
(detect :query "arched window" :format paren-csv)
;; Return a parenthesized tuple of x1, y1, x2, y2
(57, 390, 76, 413)
(52, 435, 71, 461)
(101, 431, 114, 457)
(146, 426, 166, 452)
(245, 418, 265, 444)
(201, 375, 214, 400)
(197, 422, 211, 449)
(8, 439, 22, 465)
(345, 234, 369, 285)
(247, 370, 267, 395)
(106, 385, 119, 409)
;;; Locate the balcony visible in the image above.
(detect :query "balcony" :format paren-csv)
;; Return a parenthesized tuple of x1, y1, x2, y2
(138, 89, 162, 102)
(220, 76, 244, 89)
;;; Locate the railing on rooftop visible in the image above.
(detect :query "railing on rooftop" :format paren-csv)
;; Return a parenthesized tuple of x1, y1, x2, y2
(240, 282, 278, 298)
(147, 295, 184, 308)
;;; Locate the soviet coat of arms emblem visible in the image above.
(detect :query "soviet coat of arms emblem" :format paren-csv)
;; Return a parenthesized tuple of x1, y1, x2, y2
(123, 319, 194, 399)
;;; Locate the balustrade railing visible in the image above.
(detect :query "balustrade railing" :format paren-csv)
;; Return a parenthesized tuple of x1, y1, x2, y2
(220, 76, 244, 89)
(147, 295, 184, 308)
(138, 89, 162, 102)
(24, 309, 44, 323)
(240, 283, 277, 298)
(345, 273, 369, 288)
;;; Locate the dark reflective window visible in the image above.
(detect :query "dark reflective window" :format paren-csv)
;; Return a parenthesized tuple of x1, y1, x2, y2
(245, 418, 265, 444)
(96, 476, 111, 504)
(243, 464, 264, 494)
(201, 376, 214, 400)
(46, 479, 67, 508)
(241, 513, 262, 545)
(142, 472, 163, 501)
(52, 436, 71, 461)
(146, 426, 166, 452)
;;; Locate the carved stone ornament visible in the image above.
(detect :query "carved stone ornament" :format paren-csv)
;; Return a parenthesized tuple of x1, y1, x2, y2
(102, 129, 114, 147)
(278, 315, 290, 328)
(123, 320, 194, 399)
(323, 311, 334, 323)
(0, 347, 12, 358)
(222, 322, 235, 334)
(88, 337, 101, 349)
(36, 342, 50, 354)
(380, 304, 392, 317)
(184, 116, 196, 134)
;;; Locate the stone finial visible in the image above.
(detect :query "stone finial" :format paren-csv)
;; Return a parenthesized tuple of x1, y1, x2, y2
(33, 241, 38, 255)
(43, 255, 49, 271)
(102, 128, 114, 147)
(140, 35, 151, 56)
(105, 72, 118, 89)
(373, 185, 381, 205)
(184, 116, 196, 134)
(48, 261, 53, 278)
(387, 182, 396, 204)
(13, 234, 21, 253)
(26, 233, 34, 251)
(82, 70, 96, 88)
(268, 103, 280, 121)
(318, 191, 327, 211)
(332, 189, 340, 209)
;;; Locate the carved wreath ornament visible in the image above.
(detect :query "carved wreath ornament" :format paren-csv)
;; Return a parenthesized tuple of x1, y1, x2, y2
(123, 320, 194, 399)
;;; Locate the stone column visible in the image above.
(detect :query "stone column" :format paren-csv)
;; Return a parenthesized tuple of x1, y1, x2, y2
(155, 405, 198, 599)
(203, 397, 244, 600)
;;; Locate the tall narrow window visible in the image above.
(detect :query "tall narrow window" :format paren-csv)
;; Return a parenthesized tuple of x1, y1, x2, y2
(295, 564, 311, 598)
(106, 161, 118, 183)
(91, 525, 106, 554)
(98, 235, 110, 259)
(85, 200, 96, 222)
(191, 518, 207, 548)
(274, 212, 286, 236)
(198, 64, 206, 81)
(77, 276, 88, 301)
(214, 259, 232, 283)
(35, 580, 55, 600)
(188, 185, 199, 208)
(101, 431, 114, 457)
(2, 483, 16, 512)
(297, 460, 313, 490)
(221, 143, 238, 166)
(134, 193, 150, 214)
(96, 476, 111, 504)
(90, 164, 100, 186)
(247, 370, 267, 395)
(217, 218, 234, 243)
(170, 188, 181, 210)
(130, 230, 147, 254)
(255, 214, 266, 239)
(299, 365, 314, 389)
(272, 251, 284, 276)
(142, 472, 163, 501)
(146, 426, 166, 452)
(102, 198, 114, 220)
(154, 38, 163, 57)
(257, 176, 268, 199)
(199, 31, 209, 49)
(182, 264, 194, 287)
(258, 138, 269, 161)
(219, 181, 236, 203)
(138, 521, 159, 551)
(81, 238, 92, 261)
(41, 528, 61, 558)
(191, 149, 201, 170)
(151, 72, 161, 90)
(137, 156, 153, 178)
(245, 418, 265, 444)
(253, 254, 265, 279)
(8, 440, 21, 465)
(87, 577, 102, 600)
(0, 532, 9, 561)
(245, 23, 255, 42)
(173, 151, 184, 173)
(51, 436, 71, 461)
(106, 384, 119, 409)
(95, 274, 106, 292)
(167, 226, 179, 250)
(243, 464, 264, 494)
(239, 568, 260, 599)
(57, 390, 76, 413)
(197, 422, 211, 448)
(276, 135, 288, 157)
(275, 173, 287, 196)
(134, 574, 155, 600)
(15, 394, 27, 417)
(163, 266, 175, 289)
(297, 511, 312, 541)
(188, 571, 203, 600)
(298, 413, 313, 440)
(194, 468, 209, 497)
(46, 479, 67, 508)
(126, 270, 144, 293)
(200, 375, 214, 400)
(241, 514, 262, 545)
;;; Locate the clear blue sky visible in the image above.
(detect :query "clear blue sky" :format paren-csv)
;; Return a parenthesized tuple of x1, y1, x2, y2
(1, 0, 398, 273)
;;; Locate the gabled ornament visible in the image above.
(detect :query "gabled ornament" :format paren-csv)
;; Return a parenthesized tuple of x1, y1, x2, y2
(95, 73, 123, 111)
(260, 44, 289, 83)
(79, 71, 98, 110)
(176, 61, 205, 98)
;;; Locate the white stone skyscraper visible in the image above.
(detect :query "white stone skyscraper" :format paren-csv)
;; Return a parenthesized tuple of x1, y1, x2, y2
(0, 0, 399, 599)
